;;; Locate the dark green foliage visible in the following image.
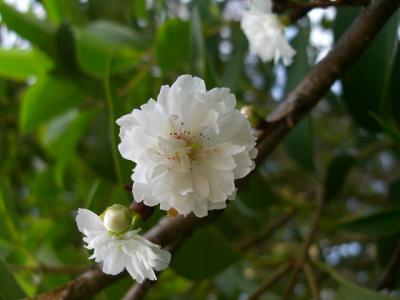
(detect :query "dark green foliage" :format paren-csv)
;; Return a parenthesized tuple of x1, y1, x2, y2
(171, 226, 239, 280)
(0, 0, 400, 299)
(324, 153, 357, 201)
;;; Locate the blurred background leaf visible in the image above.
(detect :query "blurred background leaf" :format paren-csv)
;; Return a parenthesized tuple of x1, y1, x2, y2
(0, 0, 399, 298)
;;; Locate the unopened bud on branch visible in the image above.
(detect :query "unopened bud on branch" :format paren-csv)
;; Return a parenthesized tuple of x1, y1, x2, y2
(240, 105, 267, 129)
(103, 204, 132, 233)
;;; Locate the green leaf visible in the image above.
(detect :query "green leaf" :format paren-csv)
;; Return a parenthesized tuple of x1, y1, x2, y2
(0, 182, 19, 242)
(0, 49, 53, 81)
(171, 225, 239, 280)
(222, 30, 246, 91)
(284, 117, 314, 171)
(0, 260, 25, 299)
(42, 0, 86, 25)
(285, 24, 311, 93)
(381, 45, 400, 126)
(388, 179, 400, 206)
(84, 21, 145, 49)
(338, 208, 400, 237)
(189, 5, 205, 76)
(156, 19, 190, 73)
(315, 260, 400, 300)
(238, 172, 276, 210)
(323, 153, 357, 201)
(75, 21, 144, 77)
(334, 8, 399, 131)
(370, 113, 400, 147)
(133, 0, 147, 20)
(20, 76, 84, 131)
(377, 236, 400, 289)
(0, 2, 56, 55)
(49, 109, 96, 180)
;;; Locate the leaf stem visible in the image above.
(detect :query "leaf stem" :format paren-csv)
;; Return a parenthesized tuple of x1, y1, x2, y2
(104, 53, 123, 185)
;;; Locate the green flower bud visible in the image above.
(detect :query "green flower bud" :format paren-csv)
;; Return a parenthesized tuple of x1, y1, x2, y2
(103, 204, 132, 233)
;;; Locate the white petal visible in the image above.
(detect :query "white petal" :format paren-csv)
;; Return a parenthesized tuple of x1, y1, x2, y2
(118, 127, 155, 162)
(152, 248, 172, 271)
(172, 75, 206, 93)
(191, 168, 210, 200)
(76, 208, 105, 234)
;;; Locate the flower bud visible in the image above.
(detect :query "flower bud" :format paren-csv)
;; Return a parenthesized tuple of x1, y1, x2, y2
(240, 105, 267, 129)
(103, 204, 131, 233)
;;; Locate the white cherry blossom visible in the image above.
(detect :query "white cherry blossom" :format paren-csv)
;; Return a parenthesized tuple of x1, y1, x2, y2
(241, 0, 296, 65)
(117, 75, 257, 217)
(76, 208, 171, 283)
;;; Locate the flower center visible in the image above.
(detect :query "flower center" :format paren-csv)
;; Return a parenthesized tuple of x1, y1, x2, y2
(163, 116, 210, 163)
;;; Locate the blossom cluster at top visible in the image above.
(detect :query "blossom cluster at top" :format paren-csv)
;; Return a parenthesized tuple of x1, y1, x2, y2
(241, 0, 296, 65)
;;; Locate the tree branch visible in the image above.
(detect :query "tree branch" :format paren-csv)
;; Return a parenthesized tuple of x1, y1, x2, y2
(236, 208, 297, 251)
(33, 0, 400, 298)
(281, 188, 324, 300)
(247, 263, 292, 300)
(303, 262, 321, 300)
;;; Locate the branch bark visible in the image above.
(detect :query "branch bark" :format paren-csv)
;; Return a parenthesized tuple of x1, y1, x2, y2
(33, 0, 400, 298)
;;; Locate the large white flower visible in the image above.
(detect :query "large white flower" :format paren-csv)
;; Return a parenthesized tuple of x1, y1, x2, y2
(117, 75, 257, 217)
(241, 0, 296, 65)
(76, 208, 171, 283)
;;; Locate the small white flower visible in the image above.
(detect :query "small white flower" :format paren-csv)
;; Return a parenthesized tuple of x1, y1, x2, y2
(117, 75, 257, 217)
(241, 0, 296, 65)
(76, 208, 171, 283)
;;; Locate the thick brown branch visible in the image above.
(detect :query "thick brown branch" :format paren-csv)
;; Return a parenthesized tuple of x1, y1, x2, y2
(260, 0, 400, 163)
(33, 0, 400, 298)
(9, 264, 87, 274)
(32, 266, 124, 300)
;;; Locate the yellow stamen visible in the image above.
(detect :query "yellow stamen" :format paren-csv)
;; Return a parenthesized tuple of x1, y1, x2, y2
(167, 208, 179, 217)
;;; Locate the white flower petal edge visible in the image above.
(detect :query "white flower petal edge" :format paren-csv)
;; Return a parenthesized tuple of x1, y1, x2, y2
(117, 75, 257, 217)
(76, 208, 171, 283)
(240, 0, 296, 65)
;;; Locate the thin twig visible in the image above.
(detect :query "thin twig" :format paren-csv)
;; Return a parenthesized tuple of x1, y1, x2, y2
(357, 140, 394, 160)
(281, 188, 324, 300)
(247, 263, 292, 300)
(104, 53, 123, 184)
(375, 239, 400, 290)
(237, 208, 297, 251)
(302, 263, 321, 300)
